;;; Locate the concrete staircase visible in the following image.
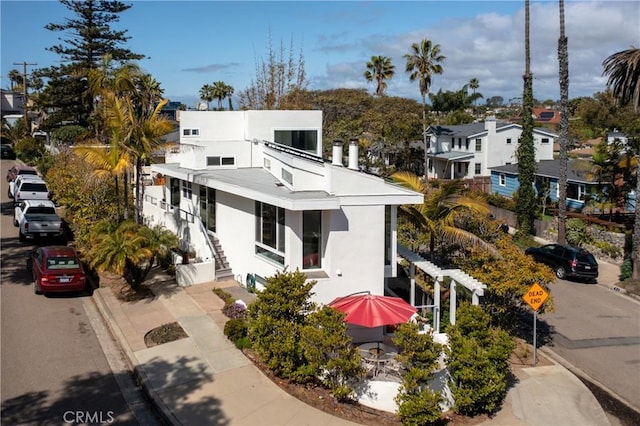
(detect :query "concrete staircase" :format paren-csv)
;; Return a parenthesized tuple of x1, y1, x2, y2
(211, 235, 234, 281)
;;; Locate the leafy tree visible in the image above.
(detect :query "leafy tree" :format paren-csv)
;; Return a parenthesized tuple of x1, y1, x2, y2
(247, 269, 317, 381)
(36, 0, 144, 127)
(364, 55, 395, 96)
(393, 323, 443, 425)
(238, 31, 307, 110)
(49, 125, 88, 145)
(602, 47, 640, 278)
(447, 304, 515, 416)
(405, 39, 445, 178)
(391, 173, 494, 260)
(300, 307, 364, 401)
(14, 136, 45, 164)
(486, 96, 504, 108)
(515, 0, 537, 238)
(1, 118, 27, 145)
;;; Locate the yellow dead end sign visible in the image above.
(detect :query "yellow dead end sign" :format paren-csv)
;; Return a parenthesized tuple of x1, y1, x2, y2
(523, 282, 549, 311)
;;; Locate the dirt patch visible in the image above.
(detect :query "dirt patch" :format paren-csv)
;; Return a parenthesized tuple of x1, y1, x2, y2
(144, 322, 189, 348)
(97, 270, 155, 302)
(618, 279, 640, 299)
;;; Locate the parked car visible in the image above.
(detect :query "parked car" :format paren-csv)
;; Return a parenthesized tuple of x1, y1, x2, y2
(14, 199, 63, 242)
(12, 179, 50, 204)
(1, 144, 16, 160)
(525, 243, 599, 282)
(6, 164, 38, 182)
(27, 246, 86, 295)
(8, 174, 45, 198)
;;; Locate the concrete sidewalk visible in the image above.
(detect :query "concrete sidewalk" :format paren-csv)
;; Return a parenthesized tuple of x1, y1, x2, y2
(93, 273, 614, 425)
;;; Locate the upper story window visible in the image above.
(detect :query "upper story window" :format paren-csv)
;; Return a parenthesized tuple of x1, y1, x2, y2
(506, 138, 512, 144)
(474, 163, 482, 175)
(475, 139, 482, 152)
(465, 139, 470, 150)
(541, 138, 550, 144)
(499, 173, 506, 186)
(281, 169, 293, 185)
(274, 130, 318, 154)
(264, 158, 271, 170)
(183, 128, 200, 137)
(207, 156, 235, 167)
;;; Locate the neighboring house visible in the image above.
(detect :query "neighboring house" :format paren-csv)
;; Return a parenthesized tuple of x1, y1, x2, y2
(143, 110, 423, 305)
(1, 89, 24, 117)
(607, 129, 628, 146)
(424, 117, 556, 180)
(490, 159, 606, 211)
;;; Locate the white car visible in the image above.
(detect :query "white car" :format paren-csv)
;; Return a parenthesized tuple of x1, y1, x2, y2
(14, 199, 63, 241)
(12, 177, 50, 204)
(9, 175, 45, 199)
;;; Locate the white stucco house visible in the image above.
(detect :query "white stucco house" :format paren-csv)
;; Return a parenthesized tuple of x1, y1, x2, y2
(142, 110, 424, 305)
(424, 117, 557, 180)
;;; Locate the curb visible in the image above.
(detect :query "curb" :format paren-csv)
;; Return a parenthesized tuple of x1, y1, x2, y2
(91, 288, 180, 426)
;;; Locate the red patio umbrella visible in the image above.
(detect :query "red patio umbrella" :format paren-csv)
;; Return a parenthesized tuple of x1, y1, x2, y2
(328, 293, 417, 328)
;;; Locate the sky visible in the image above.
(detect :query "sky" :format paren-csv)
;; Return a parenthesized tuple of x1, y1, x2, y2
(1, 0, 639, 109)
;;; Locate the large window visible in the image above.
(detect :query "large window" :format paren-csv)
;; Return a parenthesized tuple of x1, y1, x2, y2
(302, 210, 321, 269)
(385, 206, 391, 266)
(567, 183, 586, 201)
(255, 201, 285, 265)
(170, 178, 180, 207)
(274, 130, 318, 153)
(199, 186, 216, 232)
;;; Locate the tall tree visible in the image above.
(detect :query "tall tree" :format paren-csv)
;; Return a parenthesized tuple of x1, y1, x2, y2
(404, 39, 446, 179)
(364, 55, 395, 97)
(37, 0, 144, 128)
(223, 83, 235, 110)
(212, 81, 227, 110)
(557, 0, 570, 244)
(199, 84, 214, 110)
(603, 47, 640, 278)
(7, 69, 23, 91)
(468, 78, 480, 116)
(515, 0, 537, 238)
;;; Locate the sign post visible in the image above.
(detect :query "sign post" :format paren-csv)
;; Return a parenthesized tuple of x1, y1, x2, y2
(522, 282, 549, 366)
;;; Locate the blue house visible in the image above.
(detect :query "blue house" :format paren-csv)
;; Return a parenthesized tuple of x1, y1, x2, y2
(489, 159, 607, 211)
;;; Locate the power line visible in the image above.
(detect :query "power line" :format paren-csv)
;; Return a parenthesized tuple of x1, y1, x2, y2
(12, 61, 37, 134)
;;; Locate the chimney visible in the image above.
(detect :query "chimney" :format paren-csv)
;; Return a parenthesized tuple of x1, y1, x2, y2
(484, 116, 496, 134)
(348, 138, 359, 170)
(332, 139, 344, 166)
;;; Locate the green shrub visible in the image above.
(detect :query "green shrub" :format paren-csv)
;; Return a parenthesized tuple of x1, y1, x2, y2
(234, 336, 252, 349)
(620, 258, 633, 281)
(212, 287, 235, 305)
(591, 240, 622, 259)
(447, 304, 515, 416)
(566, 218, 590, 247)
(223, 318, 248, 342)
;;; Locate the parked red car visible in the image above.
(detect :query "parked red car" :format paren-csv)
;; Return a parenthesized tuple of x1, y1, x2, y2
(27, 246, 86, 295)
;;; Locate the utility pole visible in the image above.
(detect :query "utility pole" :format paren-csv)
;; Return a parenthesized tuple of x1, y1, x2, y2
(13, 61, 37, 136)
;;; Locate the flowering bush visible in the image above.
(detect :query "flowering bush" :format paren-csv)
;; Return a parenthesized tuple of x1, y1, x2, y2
(223, 301, 248, 320)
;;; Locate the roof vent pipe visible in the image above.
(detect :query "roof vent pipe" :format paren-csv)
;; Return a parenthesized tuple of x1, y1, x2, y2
(348, 138, 359, 170)
(332, 139, 344, 166)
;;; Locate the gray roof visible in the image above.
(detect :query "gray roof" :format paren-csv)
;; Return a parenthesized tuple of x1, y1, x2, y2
(432, 151, 475, 161)
(489, 159, 600, 183)
(426, 122, 557, 138)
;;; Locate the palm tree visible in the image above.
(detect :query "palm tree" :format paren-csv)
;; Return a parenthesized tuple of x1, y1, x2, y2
(364, 55, 395, 96)
(404, 39, 446, 179)
(86, 220, 153, 289)
(557, 0, 570, 245)
(140, 224, 179, 267)
(222, 83, 235, 110)
(602, 47, 640, 278)
(212, 81, 227, 110)
(391, 171, 494, 260)
(135, 73, 164, 118)
(8, 69, 23, 91)
(199, 84, 214, 110)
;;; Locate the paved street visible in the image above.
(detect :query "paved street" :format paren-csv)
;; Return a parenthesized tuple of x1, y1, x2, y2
(0, 159, 150, 425)
(542, 277, 640, 413)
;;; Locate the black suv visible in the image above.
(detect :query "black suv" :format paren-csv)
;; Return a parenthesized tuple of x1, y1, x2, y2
(525, 243, 599, 282)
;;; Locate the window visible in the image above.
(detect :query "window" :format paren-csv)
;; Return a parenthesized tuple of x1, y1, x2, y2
(474, 163, 482, 175)
(457, 138, 462, 149)
(274, 130, 318, 153)
(199, 186, 216, 232)
(384, 206, 391, 266)
(475, 139, 482, 152)
(567, 183, 586, 201)
(506, 138, 512, 144)
(255, 201, 285, 265)
(465, 139, 470, 150)
(541, 138, 550, 144)
(182, 181, 192, 199)
(264, 158, 271, 170)
(302, 210, 321, 269)
(183, 128, 199, 136)
(281, 169, 293, 185)
(170, 178, 180, 207)
(499, 173, 506, 186)
(207, 156, 235, 167)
